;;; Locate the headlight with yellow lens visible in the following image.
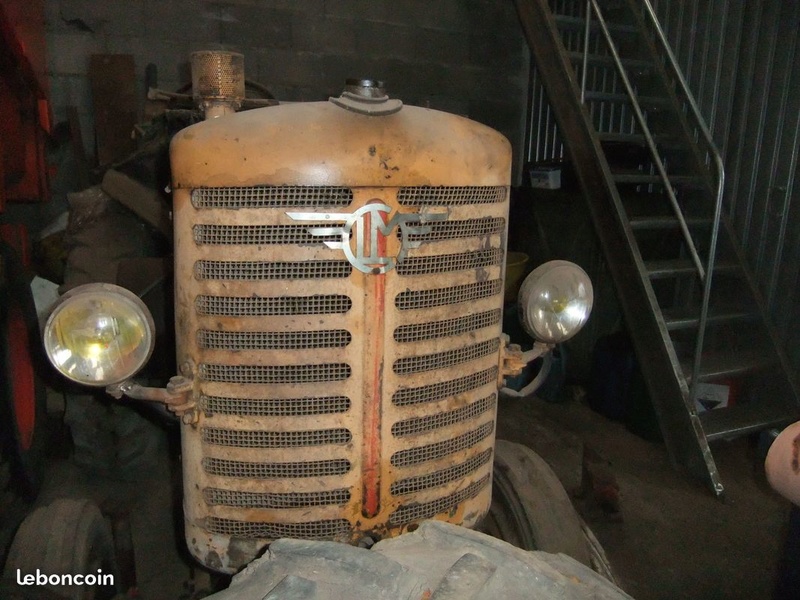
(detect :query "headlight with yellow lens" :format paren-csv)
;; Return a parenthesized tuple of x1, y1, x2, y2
(43, 283, 155, 386)
(517, 260, 593, 344)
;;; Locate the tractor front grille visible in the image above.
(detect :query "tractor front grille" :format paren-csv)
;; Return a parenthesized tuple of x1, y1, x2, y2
(179, 183, 507, 569)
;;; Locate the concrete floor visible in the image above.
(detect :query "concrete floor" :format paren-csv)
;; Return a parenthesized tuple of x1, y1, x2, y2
(497, 395, 790, 600)
(18, 394, 792, 600)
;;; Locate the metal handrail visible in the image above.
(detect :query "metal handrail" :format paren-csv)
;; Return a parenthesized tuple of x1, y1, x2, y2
(638, 0, 726, 416)
(582, 0, 726, 410)
(581, 1, 705, 277)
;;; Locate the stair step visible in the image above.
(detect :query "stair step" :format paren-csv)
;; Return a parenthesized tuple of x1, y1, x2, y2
(567, 51, 652, 70)
(584, 91, 671, 110)
(598, 132, 683, 148)
(554, 14, 640, 34)
(613, 172, 704, 186)
(661, 307, 759, 331)
(700, 400, 796, 442)
(645, 259, 739, 279)
(684, 350, 776, 383)
(630, 216, 712, 230)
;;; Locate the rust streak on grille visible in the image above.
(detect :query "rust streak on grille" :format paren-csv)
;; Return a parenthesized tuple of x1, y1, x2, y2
(389, 475, 490, 525)
(362, 206, 386, 519)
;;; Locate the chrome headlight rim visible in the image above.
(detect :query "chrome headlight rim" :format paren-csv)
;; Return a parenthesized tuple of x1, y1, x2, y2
(517, 260, 594, 344)
(43, 283, 156, 387)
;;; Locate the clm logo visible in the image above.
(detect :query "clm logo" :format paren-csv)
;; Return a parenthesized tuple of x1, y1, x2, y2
(287, 202, 448, 274)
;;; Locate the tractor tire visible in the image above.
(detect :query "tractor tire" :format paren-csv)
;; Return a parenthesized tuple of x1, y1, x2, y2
(482, 439, 591, 562)
(2, 498, 120, 600)
(206, 520, 632, 600)
(0, 242, 49, 569)
(0, 241, 48, 498)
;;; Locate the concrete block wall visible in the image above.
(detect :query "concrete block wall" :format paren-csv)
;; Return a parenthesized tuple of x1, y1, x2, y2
(45, 0, 529, 180)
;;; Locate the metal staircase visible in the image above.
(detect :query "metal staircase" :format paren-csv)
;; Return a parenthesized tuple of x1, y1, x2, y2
(515, 0, 800, 494)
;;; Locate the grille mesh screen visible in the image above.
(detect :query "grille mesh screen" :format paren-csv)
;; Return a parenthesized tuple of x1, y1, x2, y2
(403, 217, 505, 242)
(202, 427, 352, 448)
(398, 186, 506, 206)
(393, 367, 498, 407)
(395, 280, 501, 310)
(199, 363, 351, 384)
(188, 182, 507, 547)
(390, 421, 494, 467)
(192, 186, 353, 209)
(204, 487, 351, 508)
(396, 249, 502, 276)
(193, 224, 340, 246)
(206, 517, 351, 539)
(198, 329, 351, 350)
(394, 309, 501, 343)
(389, 476, 490, 525)
(391, 449, 493, 496)
(393, 339, 500, 375)
(202, 395, 350, 416)
(391, 394, 496, 437)
(202, 457, 351, 479)
(195, 295, 352, 316)
(195, 260, 351, 280)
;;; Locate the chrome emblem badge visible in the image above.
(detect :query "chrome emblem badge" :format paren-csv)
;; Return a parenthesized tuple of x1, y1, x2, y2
(287, 202, 448, 274)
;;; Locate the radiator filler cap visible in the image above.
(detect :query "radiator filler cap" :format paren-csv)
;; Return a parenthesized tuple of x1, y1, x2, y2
(330, 78, 403, 116)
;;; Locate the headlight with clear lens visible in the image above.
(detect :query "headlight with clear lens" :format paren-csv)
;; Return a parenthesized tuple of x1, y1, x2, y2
(43, 283, 155, 386)
(517, 260, 594, 343)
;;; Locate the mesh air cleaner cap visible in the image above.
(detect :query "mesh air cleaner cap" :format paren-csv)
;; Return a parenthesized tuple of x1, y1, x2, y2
(191, 51, 245, 107)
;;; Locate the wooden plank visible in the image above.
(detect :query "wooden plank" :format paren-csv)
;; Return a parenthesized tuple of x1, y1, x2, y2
(89, 54, 137, 165)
